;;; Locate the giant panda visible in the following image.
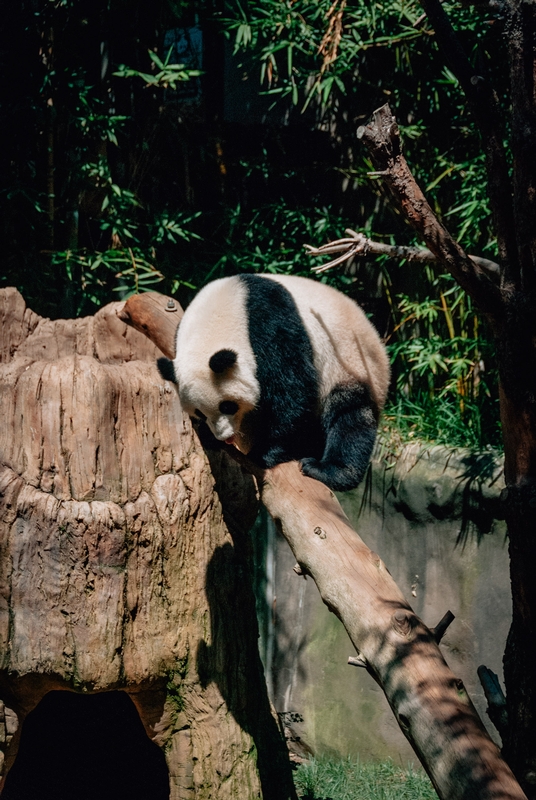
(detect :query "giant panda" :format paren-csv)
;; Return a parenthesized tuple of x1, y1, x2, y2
(157, 273, 390, 492)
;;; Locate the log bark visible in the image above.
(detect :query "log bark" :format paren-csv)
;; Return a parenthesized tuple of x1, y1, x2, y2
(121, 290, 527, 800)
(0, 287, 296, 800)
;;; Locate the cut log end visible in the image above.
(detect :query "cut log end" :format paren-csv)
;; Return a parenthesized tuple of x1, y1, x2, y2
(117, 292, 183, 359)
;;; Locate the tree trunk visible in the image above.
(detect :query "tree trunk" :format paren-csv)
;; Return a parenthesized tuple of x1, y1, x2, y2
(0, 287, 296, 800)
(120, 289, 527, 800)
(497, 330, 536, 792)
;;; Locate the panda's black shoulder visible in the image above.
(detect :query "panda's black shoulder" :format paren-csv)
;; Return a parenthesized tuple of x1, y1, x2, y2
(238, 274, 314, 353)
(238, 273, 319, 422)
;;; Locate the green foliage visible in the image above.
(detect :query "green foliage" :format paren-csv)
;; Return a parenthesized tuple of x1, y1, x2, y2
(2, 0, 505, 449)
(0, 1, 202, 315)
(384, 276, 500, 449)
(217, 0, 504, 450)
(202, 202, 354, 288)
(293, 756, 437, 800)
(51, 248, 164, 308)
(225, 0, 429, 109)
(48, 148, 201, 311)
(222, 0, 504, 250)
(114, 46, 202, 89)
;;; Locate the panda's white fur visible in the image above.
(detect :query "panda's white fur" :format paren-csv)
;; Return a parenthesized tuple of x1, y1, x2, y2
(160, 273, 390, 491)
(174, 276, 260, 444)
(268, 274, 389, 405)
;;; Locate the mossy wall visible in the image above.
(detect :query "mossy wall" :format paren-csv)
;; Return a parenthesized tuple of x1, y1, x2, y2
(253, 443, 510, 763)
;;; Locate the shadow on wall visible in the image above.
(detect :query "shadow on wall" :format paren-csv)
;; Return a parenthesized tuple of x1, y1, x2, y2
(197, 538, 298, 800)
(251, 443, 510, 762)
(2, 691, 169, 800)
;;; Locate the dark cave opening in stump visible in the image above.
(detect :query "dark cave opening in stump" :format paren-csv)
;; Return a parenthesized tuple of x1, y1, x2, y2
(2, 691, 170, 800)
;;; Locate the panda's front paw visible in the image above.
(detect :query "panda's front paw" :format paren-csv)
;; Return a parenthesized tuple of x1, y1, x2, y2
(299, 457, 360, 492)
(299, 457, 321, 478)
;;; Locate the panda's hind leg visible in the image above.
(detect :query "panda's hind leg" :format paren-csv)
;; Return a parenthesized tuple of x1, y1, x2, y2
(300, 383, 377, 492)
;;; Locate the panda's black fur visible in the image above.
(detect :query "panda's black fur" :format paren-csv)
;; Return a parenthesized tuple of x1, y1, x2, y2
(241, 274, 322, 468)
(157, 273, 389, 492)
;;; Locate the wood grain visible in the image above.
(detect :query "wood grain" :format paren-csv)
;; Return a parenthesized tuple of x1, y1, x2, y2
(0, 288, 295, 800)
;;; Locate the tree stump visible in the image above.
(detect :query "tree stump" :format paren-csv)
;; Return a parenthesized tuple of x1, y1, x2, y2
(0, 288, 295, 800)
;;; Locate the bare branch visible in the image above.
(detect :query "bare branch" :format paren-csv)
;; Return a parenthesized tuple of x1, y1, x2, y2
(348, 654, 368, 668)
(357, 104, 504, 320)
(305, 228, 500, 278)
(418, 0, 518, 283)
(430, 610, 455, 644)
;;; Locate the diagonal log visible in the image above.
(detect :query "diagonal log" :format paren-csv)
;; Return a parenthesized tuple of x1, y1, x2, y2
(118, 291, 526, 800)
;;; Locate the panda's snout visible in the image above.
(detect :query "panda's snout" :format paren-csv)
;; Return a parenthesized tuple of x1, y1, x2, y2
(210, 416, 236, 441)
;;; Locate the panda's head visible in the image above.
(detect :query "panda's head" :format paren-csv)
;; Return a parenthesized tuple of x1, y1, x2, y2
(171, 348, 259, 451)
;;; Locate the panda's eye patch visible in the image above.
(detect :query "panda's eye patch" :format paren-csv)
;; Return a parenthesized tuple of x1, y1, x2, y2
(209, 349, 237, 373)
(219, 401, 239, 415)
(194, 409, 207, 421)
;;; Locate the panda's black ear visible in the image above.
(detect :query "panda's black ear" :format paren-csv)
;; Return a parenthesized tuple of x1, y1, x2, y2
(209, 349, 237, 374)
(157, 357, 177, 383)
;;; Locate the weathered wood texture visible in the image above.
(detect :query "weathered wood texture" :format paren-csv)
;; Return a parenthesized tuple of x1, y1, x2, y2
(0, 288, 295, 800)
(121, 291, 527, 800)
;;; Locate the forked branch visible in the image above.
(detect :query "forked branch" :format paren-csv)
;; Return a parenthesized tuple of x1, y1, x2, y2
(418, 0, 517, 280)
(305, 228, 500, 278)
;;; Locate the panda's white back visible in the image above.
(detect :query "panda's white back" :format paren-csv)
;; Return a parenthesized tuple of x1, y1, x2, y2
(263, 274, 390, 409)
(174, 272, 389, 421)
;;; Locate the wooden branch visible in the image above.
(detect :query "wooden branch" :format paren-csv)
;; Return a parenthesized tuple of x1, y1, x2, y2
(430, 610, 455, 644)
(305, 229, 500, 278)
(357, 105, 504, 320)
(348, 654, 368, 668)
(417, 0, 518, 282)
(478, 665, 509, 742)
(119, 291, 527, 800)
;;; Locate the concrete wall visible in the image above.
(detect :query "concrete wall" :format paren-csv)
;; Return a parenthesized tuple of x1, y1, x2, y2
(252, 444, 510, 763)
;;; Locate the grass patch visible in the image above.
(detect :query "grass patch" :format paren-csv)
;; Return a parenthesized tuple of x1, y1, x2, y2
(293, 757, 438, 800)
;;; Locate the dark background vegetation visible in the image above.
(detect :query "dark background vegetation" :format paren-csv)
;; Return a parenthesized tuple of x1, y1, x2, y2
(0, 0, 505, 448)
